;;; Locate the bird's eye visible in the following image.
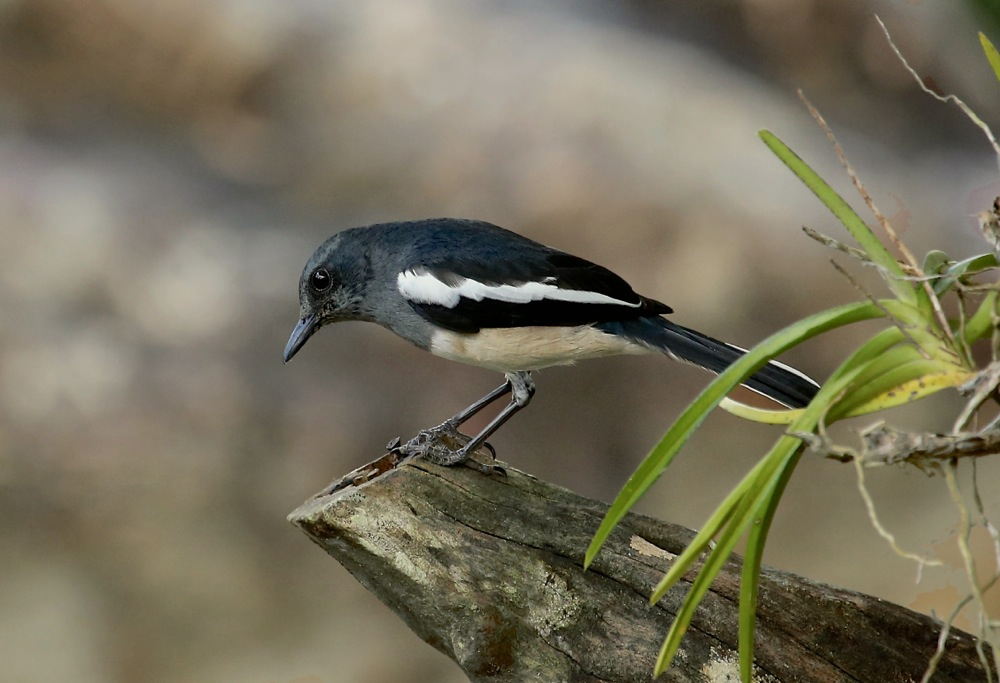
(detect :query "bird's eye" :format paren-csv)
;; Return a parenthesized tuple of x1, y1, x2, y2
(310, 268, 332, 292)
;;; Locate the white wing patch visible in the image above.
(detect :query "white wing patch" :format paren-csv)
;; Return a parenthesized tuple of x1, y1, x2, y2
(396, 268, 640, 309)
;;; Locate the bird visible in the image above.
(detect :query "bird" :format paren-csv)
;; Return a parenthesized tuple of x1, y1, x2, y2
(283, 218, 819, 468)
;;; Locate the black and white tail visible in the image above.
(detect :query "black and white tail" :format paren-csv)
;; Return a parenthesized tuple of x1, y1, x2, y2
(599, 317, 819, 409)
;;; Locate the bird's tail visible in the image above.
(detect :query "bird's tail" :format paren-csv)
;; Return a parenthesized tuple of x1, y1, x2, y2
(598, 317, 819, 409)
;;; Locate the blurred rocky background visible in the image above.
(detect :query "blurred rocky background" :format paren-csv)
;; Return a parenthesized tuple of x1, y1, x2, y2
(2, 1, 1000, 681)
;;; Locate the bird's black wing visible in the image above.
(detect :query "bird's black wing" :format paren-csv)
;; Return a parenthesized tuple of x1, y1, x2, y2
(399, 247, 671, 333)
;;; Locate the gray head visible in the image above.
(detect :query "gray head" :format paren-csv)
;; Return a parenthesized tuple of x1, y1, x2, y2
(283, 229, 377, 362)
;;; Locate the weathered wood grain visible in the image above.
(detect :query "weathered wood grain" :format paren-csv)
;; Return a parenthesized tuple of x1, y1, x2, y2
(289, 450, 989, 682)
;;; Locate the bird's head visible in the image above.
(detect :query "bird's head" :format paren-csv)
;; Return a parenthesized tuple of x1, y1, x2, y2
(283, 231, 374, 363)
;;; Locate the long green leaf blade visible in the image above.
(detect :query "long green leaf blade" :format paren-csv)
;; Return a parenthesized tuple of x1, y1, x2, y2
(739, 439, 807, 681)
(823, 327, 904, 386)
(584, 300, 885, 568)
(648, 454, 772, 603)
(759, 130, 918, 308)
(653, 433, 810, 676)
(830, 354, 970, 419)
(654, 477, 765, 675)
(651, 365, 864, 676)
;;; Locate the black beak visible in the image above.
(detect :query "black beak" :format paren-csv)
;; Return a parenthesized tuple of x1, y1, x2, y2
(283, 313, 318, 363)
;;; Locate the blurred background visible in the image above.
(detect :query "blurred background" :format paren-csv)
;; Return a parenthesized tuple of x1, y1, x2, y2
(3, 1, 1000, 681)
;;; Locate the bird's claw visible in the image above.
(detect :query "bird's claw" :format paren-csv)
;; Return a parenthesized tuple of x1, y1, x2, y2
(400, 424, 466, 465)
(399, 423, 503, 475)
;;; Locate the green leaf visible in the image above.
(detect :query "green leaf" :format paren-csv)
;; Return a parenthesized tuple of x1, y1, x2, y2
(718, 398, 803, 424)
(861, 297, 962, 366)
(647, 454, 772, 604)
(837, 342, 939, 392)
(962, 290, 999, 343)
(654, 462, 772, 675)
(654, 524, 750, 674)
(981, 32, 1000, 84)
(584, 300, 885, 568)
(830, 350, 970, 419)
(823, 327, 905, 386)
(933, 253, 999, 295)
(759, 130, 919, 308)
(651, 372, 851, 676)
(738, 439, 804, 681)
(922, 250, 950, 276)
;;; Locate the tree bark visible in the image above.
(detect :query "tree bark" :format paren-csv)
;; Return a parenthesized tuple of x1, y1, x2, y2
(288, 448, 990, 682)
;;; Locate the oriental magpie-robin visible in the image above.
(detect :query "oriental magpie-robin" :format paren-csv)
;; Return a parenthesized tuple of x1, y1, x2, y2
(284, 218, 818, 467)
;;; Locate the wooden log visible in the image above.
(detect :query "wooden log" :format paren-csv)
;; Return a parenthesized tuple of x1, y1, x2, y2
(288, 448, 989, 682)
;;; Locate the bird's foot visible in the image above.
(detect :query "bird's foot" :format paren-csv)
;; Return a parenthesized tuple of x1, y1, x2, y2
(399, 421, 463, 462)
(398, 423, 503, 475)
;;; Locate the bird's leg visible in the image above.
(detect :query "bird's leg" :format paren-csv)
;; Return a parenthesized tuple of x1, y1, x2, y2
(453, 372, 534, 459)
(398, 376, 514, 464)
(403, 372, 535, 468)
(442, 380, 514, 430)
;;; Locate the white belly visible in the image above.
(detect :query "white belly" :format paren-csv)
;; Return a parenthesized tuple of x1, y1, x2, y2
(428, 325, 652, 372)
